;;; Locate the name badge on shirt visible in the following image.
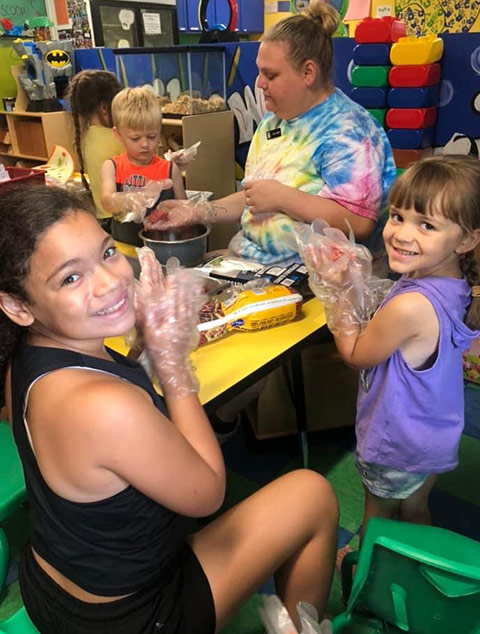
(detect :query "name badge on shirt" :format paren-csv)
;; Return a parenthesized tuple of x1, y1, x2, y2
(266, 128, 282, 140)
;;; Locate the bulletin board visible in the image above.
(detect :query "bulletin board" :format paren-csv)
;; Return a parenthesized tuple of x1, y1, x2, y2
(0, 0, 47, 27)
(395, 0, 480, 35)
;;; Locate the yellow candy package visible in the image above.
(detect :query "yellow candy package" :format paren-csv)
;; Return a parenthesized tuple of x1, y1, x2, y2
(197, 284, 303, 345)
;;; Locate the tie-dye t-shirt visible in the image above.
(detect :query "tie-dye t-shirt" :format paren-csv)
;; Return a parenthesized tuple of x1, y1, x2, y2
(229, 88, 396, 265)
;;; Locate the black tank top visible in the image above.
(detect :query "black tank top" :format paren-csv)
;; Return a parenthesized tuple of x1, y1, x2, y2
(11, 343, 189, 596)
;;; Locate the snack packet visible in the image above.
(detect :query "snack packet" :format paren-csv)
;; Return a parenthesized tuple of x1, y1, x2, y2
(197, 284, 302, 345)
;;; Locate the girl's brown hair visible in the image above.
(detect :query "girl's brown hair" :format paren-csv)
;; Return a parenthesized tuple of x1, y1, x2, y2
(67, 70, 121, 192)
(388, 154, 480, 329)
(0, 185, 94, 406)
(262, 0, 340, 88)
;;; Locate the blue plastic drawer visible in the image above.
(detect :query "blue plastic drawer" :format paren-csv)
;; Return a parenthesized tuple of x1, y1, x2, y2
(351, 87, 388, 108)
(387, 86, 439, 109)
(353, 43, 392, 66)
(387, 127, 435, 149)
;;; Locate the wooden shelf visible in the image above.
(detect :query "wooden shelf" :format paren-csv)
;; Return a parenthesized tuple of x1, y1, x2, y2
(0, 110, 76, 168)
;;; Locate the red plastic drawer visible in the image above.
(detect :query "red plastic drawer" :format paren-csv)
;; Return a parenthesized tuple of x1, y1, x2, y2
(386, 107, 437, 129)
(355, 17, 406, 44)
(389, 63, 441, 87)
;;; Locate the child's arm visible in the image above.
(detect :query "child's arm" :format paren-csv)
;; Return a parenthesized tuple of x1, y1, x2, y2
(334, 291, 439, 370)
(100, 158, 118, 215)
(171, 162, 186, 200)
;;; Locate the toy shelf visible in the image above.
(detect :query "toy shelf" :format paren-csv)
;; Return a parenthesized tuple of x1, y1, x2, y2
(0, 110, 76, 166)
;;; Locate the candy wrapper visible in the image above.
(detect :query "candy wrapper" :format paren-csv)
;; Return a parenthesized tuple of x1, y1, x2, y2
(292, 219, 393, 337)
(197, 283, 303, 345)
(165, 141, 201, 170)
(259, 595, 332, 634)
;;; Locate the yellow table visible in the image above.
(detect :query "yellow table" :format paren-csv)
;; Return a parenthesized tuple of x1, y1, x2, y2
(111, 240, 329, 465)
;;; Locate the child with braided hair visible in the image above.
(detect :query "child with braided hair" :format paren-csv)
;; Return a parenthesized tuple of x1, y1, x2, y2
(67, 70, 123, 227)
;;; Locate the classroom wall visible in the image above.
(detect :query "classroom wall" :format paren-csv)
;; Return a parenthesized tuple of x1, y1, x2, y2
(0, 40, 23, 102)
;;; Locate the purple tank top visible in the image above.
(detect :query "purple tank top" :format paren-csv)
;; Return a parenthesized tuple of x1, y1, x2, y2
(356, 275, 479, 473)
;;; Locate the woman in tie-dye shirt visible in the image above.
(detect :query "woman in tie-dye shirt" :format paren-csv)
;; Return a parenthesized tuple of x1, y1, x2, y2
(153, 0, 396, 266)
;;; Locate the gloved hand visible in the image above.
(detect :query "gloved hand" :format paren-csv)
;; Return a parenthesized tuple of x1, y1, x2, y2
(294, 220, 393, 336)
(111, 179, 173, 223)
(165, 141, 201, 170)
(144, 192, 216, 230)
(134, 247, 205, 398)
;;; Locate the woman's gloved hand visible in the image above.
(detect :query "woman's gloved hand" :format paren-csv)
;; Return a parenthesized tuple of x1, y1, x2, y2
(144, 192, 216, 230)
(134, 247, 205, 398)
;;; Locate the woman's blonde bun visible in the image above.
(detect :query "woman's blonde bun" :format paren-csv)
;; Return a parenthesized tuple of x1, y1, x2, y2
(305, 0, 340, 37)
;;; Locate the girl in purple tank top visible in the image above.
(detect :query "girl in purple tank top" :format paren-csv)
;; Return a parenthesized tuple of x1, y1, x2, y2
(299, 155, 480, 556)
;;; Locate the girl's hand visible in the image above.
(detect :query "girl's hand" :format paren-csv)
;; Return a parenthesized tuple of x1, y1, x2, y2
(134, 248, 205, 397)
(244, 179, 288, 215)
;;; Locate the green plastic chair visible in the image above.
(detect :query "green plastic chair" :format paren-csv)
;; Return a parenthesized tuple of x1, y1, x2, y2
(332, 518, 480, 634)
(0, 421, 39, 633)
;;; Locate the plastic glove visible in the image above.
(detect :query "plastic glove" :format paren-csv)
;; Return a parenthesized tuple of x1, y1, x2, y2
(165, 141, 201, 170)
(134, 247, 206, 398)
(111, 179, 173, 223)
(259, 595, 332, 634)
(144, 192, 217, 230)
(293, 219, 393, 336)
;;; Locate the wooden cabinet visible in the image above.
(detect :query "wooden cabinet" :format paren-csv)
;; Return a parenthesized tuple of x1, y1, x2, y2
(0, 110, 76, 165)
(161, 109, 237, 249)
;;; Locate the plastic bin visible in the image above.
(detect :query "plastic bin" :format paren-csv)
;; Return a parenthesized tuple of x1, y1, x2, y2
(392, 147, 433, 168)
(390, 35, 444, 66)
(354, 17, 406, 44)
(353, 43, 392, 66)
(351, 65, 391, 87)
(387, 86, 439, 108)
(367, 108, 387, 126)
(389, 63, 441, 87)
(0, 166, 46, 191)
(387, 127, 435, 149)
(386, 106, 437, 129)
(351, 87, 388, 108)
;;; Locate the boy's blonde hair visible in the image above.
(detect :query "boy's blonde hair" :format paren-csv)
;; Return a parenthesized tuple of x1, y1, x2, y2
(111, 86, 162, 131)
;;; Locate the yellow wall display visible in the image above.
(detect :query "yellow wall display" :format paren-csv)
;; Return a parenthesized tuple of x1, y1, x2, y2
(395, 0, 480, 35)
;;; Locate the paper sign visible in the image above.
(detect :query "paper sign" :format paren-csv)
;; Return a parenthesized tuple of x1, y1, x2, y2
(344, 0, 371, 21)
(143, 12, 162, 34)
(265, 1, 278, 13)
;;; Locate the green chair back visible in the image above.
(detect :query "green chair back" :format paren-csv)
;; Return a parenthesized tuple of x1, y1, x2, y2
(0, 422, 26, 523)
(332, 518, 480, 634)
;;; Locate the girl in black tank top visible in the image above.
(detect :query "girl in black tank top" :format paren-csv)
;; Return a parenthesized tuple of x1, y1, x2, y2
(0, 184, 338, 634)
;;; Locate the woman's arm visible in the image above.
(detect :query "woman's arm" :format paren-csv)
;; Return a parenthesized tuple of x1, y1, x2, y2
(244, 181, 375, 240)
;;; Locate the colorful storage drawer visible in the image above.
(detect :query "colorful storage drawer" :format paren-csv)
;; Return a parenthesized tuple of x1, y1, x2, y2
(390, 35, 444, 66)
(387, 127, 435, 149)
(355, 17, 406, 44)
(386, 107, 437, 129)
(351, 65, 390, 87)
(387, 86, 439, 109)
(368, 108, 387, 126)
(392, 148, 433, 168)
(350, 87, 389, 108)
(389, 63, 441, 87)
(353, 43, 392, 66)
